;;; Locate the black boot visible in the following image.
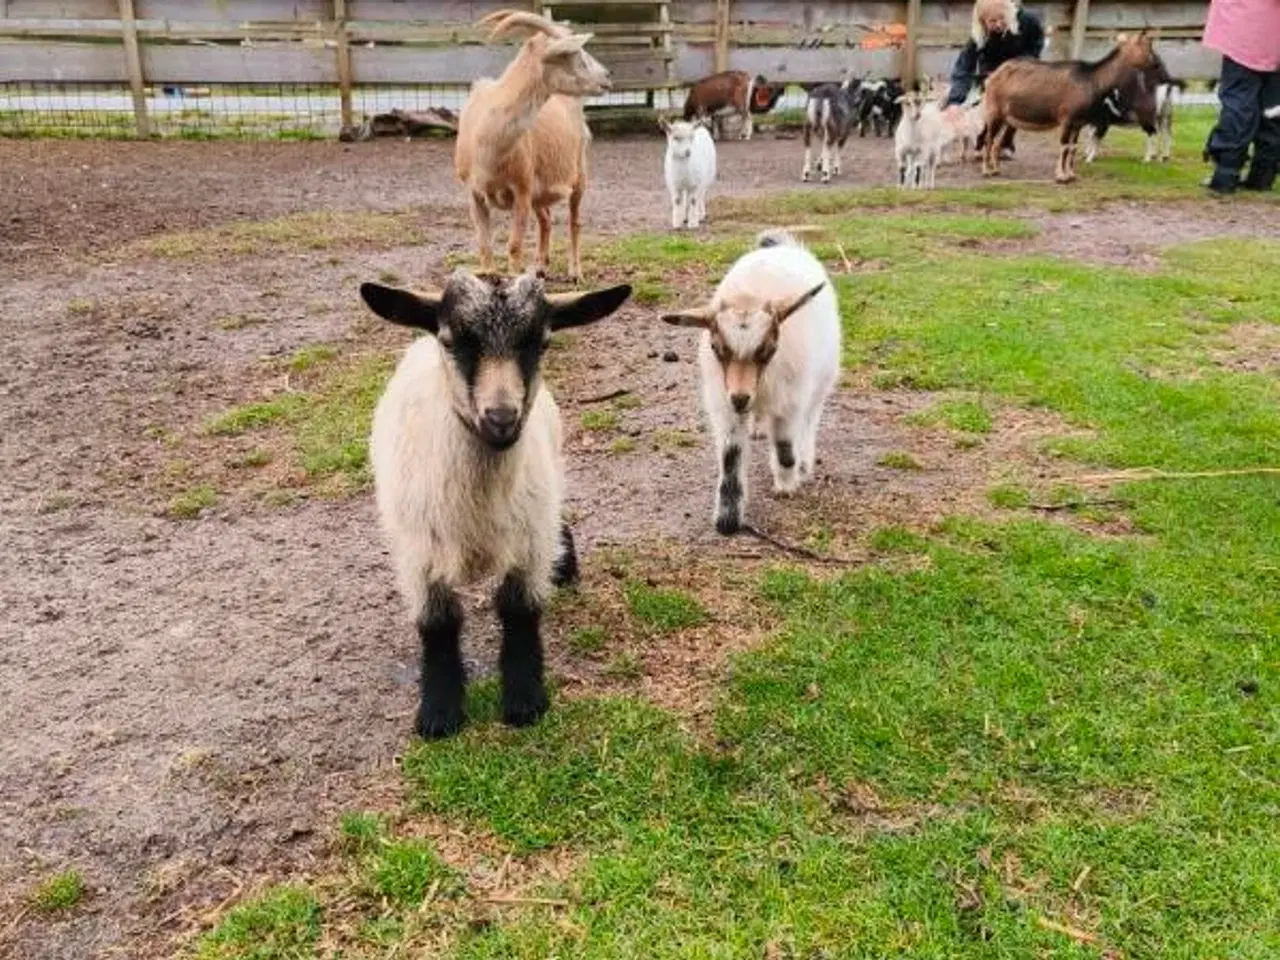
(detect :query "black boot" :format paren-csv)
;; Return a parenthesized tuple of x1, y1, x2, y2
(1242, 159, 1276, 191)
(1207, 167, 1240, 195)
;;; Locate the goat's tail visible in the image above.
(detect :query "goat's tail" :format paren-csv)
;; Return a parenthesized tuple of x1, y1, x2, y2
(805, 95, 820, 130)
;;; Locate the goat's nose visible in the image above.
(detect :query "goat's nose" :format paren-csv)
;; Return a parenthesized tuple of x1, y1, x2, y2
(481, 406, 520, 442)
(483, 406, 519, 428)
(730, 393, 751, 413)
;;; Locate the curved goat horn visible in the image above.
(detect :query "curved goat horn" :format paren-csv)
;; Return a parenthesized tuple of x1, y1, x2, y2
(478, 9, 570, 40)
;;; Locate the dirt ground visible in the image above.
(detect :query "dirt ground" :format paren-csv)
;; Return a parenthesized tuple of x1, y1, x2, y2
(2, 131, 1278, 960)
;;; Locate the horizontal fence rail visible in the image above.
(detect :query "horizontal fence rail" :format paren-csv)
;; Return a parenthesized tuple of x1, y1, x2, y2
(0, 0, 1219, 139)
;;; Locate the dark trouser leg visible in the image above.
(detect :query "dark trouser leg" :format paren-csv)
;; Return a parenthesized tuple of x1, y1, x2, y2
(1244, 69, 1280, 190)
(416, 584, 466, 738)
(496, 573, 549, 728)
(1207, 56, 1264, 189)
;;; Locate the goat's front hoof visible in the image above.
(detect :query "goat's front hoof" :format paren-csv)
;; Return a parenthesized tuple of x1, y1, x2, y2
(416, 701, 466, 740)
(820, 171, 832, 184)
(715, 510, 741, 536)
(1055, 174, 1074, 184)
(801, 170, 811, 182)
(535, 265, 549, 279)
(502, 682, 549, 728)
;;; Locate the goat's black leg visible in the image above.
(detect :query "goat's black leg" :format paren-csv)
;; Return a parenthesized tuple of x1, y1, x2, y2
(496, 572, 550, 727)
(715, 422, 748, 535)
(551, 522, 579, 588)
(415, 583, 466, 739)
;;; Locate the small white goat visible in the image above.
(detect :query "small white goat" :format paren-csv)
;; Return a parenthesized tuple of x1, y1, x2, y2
(940, 98, 986, 164)
(662, 230, 840, 535)
(661, 118, 716, 229)
(454, 10, 611, 281)
(361, 271, 631, 738)
(894, 91, 946, 189)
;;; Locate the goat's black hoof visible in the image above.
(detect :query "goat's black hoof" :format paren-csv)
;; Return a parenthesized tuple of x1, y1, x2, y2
(715, 511, 741, 536)
(502, 683, 549, 728)
(416, 701, 466, 739)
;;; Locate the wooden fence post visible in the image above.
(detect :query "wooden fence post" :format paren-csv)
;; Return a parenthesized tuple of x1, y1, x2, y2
(714, 0, 730, 72)
(1070, 0, 1091, 58)
(117, 0, 149, 138)
(334, 0, 353, 130)
(903, 0, 922, 85)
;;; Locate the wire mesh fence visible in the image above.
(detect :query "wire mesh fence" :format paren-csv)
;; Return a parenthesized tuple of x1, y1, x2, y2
(0, 81, 679, 140)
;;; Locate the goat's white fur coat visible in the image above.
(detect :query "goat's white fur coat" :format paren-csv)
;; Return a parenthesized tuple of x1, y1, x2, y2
(371, 337, 564, 618)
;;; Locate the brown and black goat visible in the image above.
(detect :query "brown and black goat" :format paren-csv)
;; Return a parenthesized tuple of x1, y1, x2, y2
(981, 30, 1159, 182)
(683, 70, 785, 141)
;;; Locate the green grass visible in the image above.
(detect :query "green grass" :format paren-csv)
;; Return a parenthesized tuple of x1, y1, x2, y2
(286, 344, 338, 373)
(205, 396, 308, 437)
(186, 135, 1280, 959)
(876, 450, 923, 470)
(201, 354, 394, 492)
(28, 870, 85, 913)
(168, 485, 217, 519)
(369, 838, 459, 905)
(195, 885, 321, 960)
(126, 211, 424, 260)
(568, 625, 608, 655)
(623, 581, 709, 633)
(580, 409, 620, 432)
(907, 396, 994, 434)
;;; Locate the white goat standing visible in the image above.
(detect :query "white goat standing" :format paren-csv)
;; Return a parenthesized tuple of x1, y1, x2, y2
(662, 119, 716, 229)
(360, 271, 632, 738)
(662, 230, 841, 535)
(894, 91, 946, 189)
(454, 10, 611, 282)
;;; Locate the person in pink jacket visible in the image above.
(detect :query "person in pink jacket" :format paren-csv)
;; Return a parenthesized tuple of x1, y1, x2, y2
(1201, 0, 1279, 193)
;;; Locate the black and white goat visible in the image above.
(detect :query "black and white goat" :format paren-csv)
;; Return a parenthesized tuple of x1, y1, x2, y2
(855, 78, 905, 137)
(360, 271, 631, 738)
(802, 75, 861, 182)
(1081, 56, 1183, 163)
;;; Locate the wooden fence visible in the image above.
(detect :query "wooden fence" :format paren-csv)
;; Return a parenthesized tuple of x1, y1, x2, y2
(0, 1, 1218, 138)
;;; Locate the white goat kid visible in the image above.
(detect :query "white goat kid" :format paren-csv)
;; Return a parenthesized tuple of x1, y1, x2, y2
(662, 119, 717, 229)
(662, 231, 841, 535)
(894, 91, 946, 189)
(361, 271, 631, 738)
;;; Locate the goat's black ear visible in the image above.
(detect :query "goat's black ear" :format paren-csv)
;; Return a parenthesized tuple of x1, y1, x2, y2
(773, 281, 827, 324)
(546, 284, 632, 331)
(359, 282, 443, 333)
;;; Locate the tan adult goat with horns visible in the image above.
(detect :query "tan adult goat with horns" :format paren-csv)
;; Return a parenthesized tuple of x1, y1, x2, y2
(454, 9, 611, 283)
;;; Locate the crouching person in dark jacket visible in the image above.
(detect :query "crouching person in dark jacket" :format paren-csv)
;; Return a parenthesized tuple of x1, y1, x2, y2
(947, 0, 1046, 158)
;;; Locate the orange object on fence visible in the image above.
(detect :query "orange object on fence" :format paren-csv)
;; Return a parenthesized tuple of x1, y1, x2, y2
(861, 23, 907, 49)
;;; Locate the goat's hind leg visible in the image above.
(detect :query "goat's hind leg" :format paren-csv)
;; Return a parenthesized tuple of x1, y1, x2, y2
(415, 583, 466, 738)
(551, 522, 579, 588)
(769, 415, 801, 495)
(470, 191, 496, 274)
(567, 185, 585, 283)
(495, 571, 550, 728)
(535, 205, 553, 278)
(982, 120, 1004, 176)
(508, 193, 532, 273)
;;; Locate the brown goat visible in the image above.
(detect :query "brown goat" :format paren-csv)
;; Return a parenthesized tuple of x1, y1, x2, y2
(454, 10, 611, 281)
(683, 70, 785, 140)
(981, 30, 1159, 182)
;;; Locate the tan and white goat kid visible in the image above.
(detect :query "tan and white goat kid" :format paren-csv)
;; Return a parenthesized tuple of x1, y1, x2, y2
(454, 10, 611, 282)
(361, 271, 631, 738)
(662, 231, 841, 535)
